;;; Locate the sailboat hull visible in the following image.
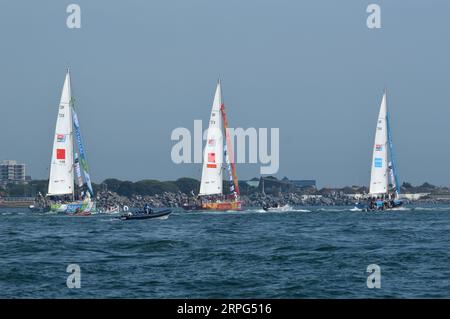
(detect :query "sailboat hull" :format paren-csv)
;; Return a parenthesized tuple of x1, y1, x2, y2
(51, 200, 96, 214)
(182, 200, 242, 211)
(355, 199, 403, 211)
(119, 209, 172, 220)
(201, 200, 242, 211)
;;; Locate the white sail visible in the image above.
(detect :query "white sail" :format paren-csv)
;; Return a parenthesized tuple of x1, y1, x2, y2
(47, 70, 74, 196)
(199, 81, 224, 196)
(369, 92, 389, 195)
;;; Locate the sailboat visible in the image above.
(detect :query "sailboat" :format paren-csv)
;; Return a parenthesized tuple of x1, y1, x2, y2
(356, 90, 403, 211)
(46, 69, 96, 214)
(183, 80, 242, 211)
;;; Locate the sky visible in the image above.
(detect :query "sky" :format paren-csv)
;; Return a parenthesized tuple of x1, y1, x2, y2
(0, 0, 449, 187)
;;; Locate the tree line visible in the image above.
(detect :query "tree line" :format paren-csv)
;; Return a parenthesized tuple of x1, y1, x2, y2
(0, 178, 444, 198)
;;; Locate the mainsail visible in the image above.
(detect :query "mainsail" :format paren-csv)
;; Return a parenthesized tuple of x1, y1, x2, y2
(369, 92, 389, 195)
(199, 81, 223, 196)
(48, 71, 74, 196)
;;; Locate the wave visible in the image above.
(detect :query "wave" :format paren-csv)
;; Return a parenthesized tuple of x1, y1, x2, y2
(100, 217, 121, 222)
(329, 206, 412, 213)
(412, 207, 450, 212)
(155, 215, 170, 220)
(290, 208, 311, 213)
(316, 208, 352, 213)
(266, 204, 293, 212)
(97, 210, 121, 215)
(390, 206, 412, 211)
(43, 211, 58, 215)
(251, 209, 268, 213)
(246, 205, 311, 213)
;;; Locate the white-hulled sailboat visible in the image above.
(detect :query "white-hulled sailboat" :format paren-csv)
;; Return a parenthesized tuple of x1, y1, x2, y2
(183, 80, 242, 211)
(356, 90, 403, 211)
(46, 69, 96, 215)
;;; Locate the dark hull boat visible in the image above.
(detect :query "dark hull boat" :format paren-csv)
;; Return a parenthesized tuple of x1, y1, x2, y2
(355, 199, 403, 212)
(119, 209, 172, 220)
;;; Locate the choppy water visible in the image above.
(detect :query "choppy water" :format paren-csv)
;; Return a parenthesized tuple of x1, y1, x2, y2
(1, 205, 450, 298)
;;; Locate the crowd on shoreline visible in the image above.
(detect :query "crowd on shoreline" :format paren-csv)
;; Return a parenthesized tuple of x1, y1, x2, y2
(93, 190, 449, 211)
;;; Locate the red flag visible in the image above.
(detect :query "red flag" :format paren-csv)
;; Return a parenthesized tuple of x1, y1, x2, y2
(56, 148, 66, 160)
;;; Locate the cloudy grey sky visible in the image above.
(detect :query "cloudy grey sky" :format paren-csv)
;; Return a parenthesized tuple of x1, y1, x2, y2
(0, 0, 449, 187)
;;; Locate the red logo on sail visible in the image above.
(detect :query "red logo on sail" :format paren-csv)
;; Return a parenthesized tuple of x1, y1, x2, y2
(56, 148, 66, 160)
(207, 152, 216, 168)
(375, 144, 382, 151)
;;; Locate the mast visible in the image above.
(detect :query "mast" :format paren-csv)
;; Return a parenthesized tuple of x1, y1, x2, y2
(385, 89, 401, 198)
(221, 101, 240, 198)
(69, 68, 74, 201)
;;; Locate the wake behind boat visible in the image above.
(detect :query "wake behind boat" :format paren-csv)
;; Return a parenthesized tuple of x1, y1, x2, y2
(99, 205, 121, 214)
(355, 90, 403, 211)
(262, 203, 292, 212)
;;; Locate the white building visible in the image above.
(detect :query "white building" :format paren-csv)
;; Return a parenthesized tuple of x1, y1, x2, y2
(0, 160, 26, 184)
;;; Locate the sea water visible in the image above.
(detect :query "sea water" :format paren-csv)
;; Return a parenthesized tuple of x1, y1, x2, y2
(0, 205, 449, 298)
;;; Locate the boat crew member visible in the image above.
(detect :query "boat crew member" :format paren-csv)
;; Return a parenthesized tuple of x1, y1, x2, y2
(368, 197, 375, 210)
(144, 203, 152, 214)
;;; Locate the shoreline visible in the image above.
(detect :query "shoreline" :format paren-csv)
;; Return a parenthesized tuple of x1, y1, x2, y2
(94, 191, 450, 210)
(3, 191, 450, 210)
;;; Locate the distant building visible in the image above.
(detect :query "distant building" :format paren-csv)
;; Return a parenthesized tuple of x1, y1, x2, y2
(291, 180, 316, 188)
(259, 176, 296, 195)
(245, 178, 260, 188)
(244, 177, 317, 194)
(0, 160, 26, 185)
